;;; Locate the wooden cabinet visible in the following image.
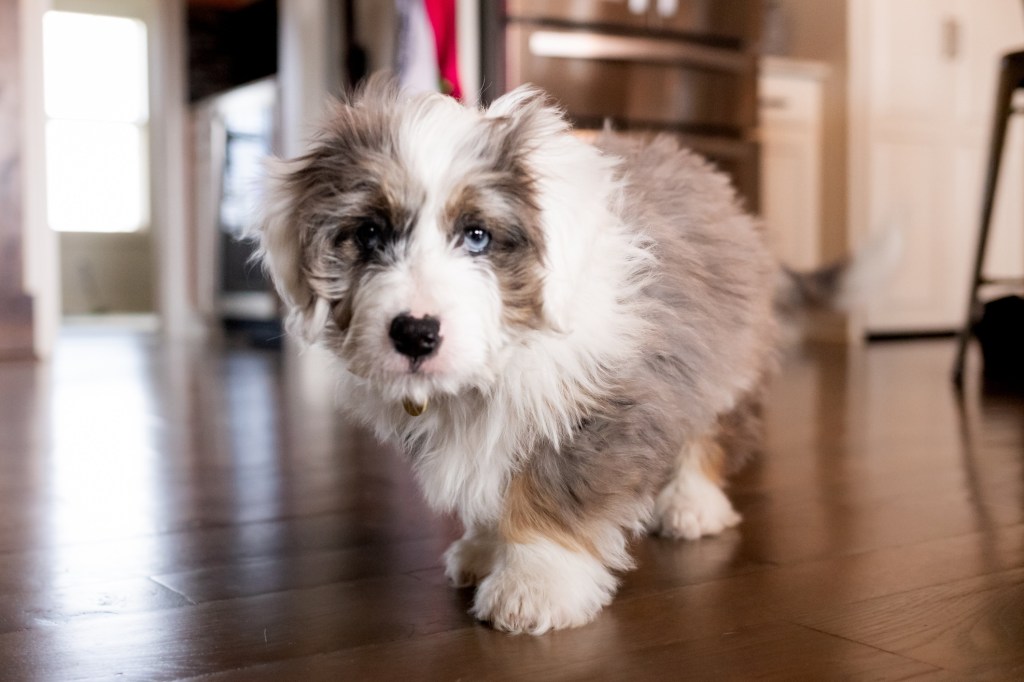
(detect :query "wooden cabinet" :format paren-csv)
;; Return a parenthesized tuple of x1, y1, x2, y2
(759, 57, 828, 271)
(849, 0, 1024, 333)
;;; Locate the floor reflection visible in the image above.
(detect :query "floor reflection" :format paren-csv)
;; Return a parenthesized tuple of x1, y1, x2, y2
(48, 329, 161, 547)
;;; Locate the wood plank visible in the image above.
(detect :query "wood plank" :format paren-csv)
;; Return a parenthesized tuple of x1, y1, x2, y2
(150, 538, 448, 603)
(0, 511, 453, 595)
(151, 519, 772, 607)
(734, 484, 1024, 566)
(183, 622, 941, 681)
(797, 567, 1024, 675)
(0, 577, 192, 635)
(0, 573, 473, 681)
(616, 523, 1024, 625)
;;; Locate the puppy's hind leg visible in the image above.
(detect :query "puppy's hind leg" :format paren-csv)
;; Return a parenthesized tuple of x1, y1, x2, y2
(654, 435, 741, 540)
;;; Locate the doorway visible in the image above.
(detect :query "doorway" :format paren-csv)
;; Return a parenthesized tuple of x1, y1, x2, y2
(42, 1, 158, 329)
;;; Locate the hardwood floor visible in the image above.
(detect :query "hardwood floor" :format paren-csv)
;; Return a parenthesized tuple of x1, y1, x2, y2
(0, 328, 1021, 680)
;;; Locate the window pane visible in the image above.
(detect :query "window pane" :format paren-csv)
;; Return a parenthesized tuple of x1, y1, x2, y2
(43, 11, 148, 123)
(46, 120, 148, 233)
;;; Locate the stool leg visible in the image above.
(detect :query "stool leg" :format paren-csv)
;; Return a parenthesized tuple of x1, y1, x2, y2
(953, 60, 1017, 387)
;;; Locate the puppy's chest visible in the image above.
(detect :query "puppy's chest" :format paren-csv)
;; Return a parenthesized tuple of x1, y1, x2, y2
(405, 417, 522, 525)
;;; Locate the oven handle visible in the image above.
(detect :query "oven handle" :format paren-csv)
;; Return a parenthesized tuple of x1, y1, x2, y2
(527, 30, 752, 73)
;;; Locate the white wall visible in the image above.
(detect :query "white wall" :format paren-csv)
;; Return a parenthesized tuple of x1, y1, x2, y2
(457, 0, 480, 106)
(149, 0, 196, 337)
(279, 0, 342, 156)
(20, 0, 56, 357)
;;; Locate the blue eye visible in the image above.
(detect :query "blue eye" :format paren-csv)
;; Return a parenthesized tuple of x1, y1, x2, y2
(462, 224, 492, 255)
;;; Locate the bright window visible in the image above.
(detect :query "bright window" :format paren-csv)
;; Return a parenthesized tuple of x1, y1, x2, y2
(43, 11, 149, 233)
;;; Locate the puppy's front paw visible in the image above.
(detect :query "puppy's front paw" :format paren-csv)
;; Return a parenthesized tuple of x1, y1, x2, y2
(655, 468, 741, 540)
(444, 530, 498, 587)
(470, 539, 618, 635)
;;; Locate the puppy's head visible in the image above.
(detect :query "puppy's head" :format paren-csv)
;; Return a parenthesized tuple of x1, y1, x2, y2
(258, 78, 599, 407)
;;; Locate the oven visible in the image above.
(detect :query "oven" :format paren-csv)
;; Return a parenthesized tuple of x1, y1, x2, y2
(483, 0, 763, 208)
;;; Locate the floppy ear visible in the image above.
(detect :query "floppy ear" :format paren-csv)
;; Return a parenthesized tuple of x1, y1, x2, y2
(257, 157, 330, 344)
(485, 87, 574, 332)
(485, 84, 569, 148)
(486, 86, 603, 334)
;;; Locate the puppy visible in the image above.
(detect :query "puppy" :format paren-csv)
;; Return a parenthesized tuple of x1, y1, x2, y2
(258, 77, 781, 634)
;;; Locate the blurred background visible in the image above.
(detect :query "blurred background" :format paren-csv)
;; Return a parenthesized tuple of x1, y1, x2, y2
(2, 0, 1024, 359)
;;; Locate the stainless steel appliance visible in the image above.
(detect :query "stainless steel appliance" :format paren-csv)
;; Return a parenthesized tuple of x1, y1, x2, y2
(483, 0, 762, 208)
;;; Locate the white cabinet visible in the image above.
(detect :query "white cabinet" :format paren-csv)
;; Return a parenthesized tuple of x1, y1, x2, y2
(759, 57, 829, 271)
(849, 0, 1024, 333)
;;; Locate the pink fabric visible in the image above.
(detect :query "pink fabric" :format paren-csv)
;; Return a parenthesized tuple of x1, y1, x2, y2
(423, 0, 462, 99)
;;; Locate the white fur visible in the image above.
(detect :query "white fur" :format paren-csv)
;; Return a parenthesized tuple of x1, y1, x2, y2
(339, 224, 503, 401)
(654, 461, 742, 540)
(258, 158, 326, 342)
(258, 82, 777, 635)
(444, 525, 499, 587)
(471, 538, 619, 634)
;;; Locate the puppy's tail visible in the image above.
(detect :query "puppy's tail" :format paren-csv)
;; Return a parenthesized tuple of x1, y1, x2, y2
(774, 226, 903, 315)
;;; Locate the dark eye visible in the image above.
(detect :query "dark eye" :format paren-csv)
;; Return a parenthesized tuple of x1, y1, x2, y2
(354, 217, 387, 257)
(462, 224, 492, 255)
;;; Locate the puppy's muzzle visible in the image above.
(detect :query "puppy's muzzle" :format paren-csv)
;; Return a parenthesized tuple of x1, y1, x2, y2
(389, 314, 442, 367)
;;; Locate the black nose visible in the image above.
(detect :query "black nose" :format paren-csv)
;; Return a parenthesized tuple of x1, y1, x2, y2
(389, 314, 442, 360)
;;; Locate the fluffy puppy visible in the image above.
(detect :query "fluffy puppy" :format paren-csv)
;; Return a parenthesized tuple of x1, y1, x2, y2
(258, 77, 779, 634)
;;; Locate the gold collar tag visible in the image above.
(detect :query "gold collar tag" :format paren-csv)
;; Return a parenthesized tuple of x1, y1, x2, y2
(402, 398, 428, 417)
